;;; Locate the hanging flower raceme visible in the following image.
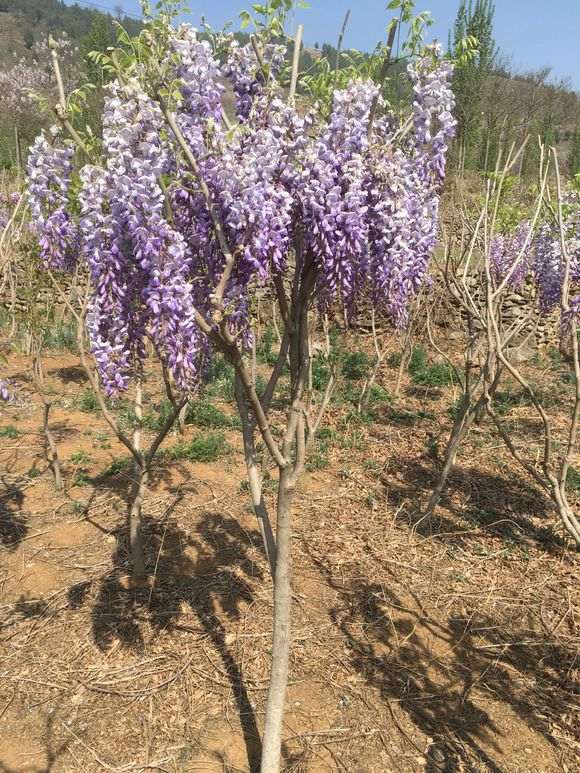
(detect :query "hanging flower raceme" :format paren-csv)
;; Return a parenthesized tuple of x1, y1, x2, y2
(408, 44, 457, 187)
(364, 51, 456, 327)
(26, 129, 79, 271)
(490, 221, 533, 289)
(300, 80, 377, 311)
(0, 379, 12, 402)
(78, 80, 209, 395)
(221, 37, 287, 122)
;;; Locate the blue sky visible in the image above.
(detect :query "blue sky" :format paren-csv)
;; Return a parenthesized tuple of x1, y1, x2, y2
(65, 0, 580, 90)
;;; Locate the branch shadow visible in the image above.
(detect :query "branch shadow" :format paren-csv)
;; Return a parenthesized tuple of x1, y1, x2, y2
(310, 549, 579, 772)
(67, 507, 266, 771)
(0, 707, 69, 772)
(382, 456, 567, 551)
(0, 475, 27, 550)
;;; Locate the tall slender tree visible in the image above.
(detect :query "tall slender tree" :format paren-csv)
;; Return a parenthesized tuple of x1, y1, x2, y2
(451, 0, 497, 171)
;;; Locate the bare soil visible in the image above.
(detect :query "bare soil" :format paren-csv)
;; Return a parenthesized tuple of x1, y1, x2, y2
(0, 346, 578, 772)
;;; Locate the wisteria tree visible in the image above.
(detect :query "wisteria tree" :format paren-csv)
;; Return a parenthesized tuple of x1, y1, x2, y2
(428, 144, 580, 546)
(27, 1, 456, 768)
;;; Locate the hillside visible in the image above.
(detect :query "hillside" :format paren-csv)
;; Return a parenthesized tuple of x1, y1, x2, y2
(0, 0, 142, 60)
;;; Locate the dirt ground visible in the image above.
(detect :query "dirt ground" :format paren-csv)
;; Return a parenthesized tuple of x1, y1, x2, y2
(0, 344, 578, 773)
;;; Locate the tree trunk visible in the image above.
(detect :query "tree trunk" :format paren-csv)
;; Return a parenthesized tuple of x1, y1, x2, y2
(129, 380, 146, 578)
(43, 402, 63, 491)
(128, 462, 147, 578)
(260, 467, 295, 773)
(425, 399, 476, 518)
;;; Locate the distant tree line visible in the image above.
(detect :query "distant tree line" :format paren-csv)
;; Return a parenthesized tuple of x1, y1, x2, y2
(450, 0, 580, 180)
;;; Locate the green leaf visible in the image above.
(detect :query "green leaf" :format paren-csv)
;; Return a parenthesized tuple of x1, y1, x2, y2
(239, 10, 251, 28)
(387, 0, 401, 9)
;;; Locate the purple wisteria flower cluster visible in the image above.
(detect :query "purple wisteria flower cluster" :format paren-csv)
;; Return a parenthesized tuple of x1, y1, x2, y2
(27, 27, 458, 395)
(489, 189, 580, 319)
(0, 379, 13, 402)
(27, 129, 79, 271)
(0, 191, 20, 231)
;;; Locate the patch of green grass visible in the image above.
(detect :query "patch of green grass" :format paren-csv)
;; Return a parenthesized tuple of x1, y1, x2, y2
(43, 321, 77, 352)
(0, 425, 19, 438)
(306, 431, 333, 471)
(340, 409, 375, 428)
(257, 326, 280, 367)
(342, 351, 370, 380)
(311, 357, 331, 392)
(186, 401, 241, 429)
(363, 459, 382, 475)
(165, 432, 230, 463)
(76, 389, 100, 413)
(334, 381, 360, 406)
(408, 345, 456, 387)
(492, 389, 521, 415)
(566, 467, 580, 492)
(69, 450, 92, 465)
(103, 457, 133, 477)
(365, 384, 391, 406)
(386, 351, 403, 368)
(306, 448, 330, 471)
(142, 399, 175, 432)
(338, 430, 367, 451)
(205, 358, 235, 401)
(73, 471, 91, 486)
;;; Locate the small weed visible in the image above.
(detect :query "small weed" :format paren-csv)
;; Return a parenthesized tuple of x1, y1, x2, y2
(205, 358, 235, 401)
(257, 326, 280, 366)
(566, 467, 580, 492)
(69, 450, 92, 465)
(366, 384, 391, 406)
(409, 345, 455, 387)
(306, 434, 332, 471)
(363, 459, 382, 475)
(76, 389, 100, 413)
(43, 321, 77, 352)
(387, 351, 403, 368)
(166, 432, 230, 463)
(339, 430, 367, 451)
(0, 425, 19, 438)
(312, 357, 331, 391)
(187, 401, 241, 429)
(340, 410, 375, 428)
(142, 400, 175, 432)
(103, 457, 133, 476)
(387, 407, 435, 426)
(112, 398, 138, 430)
(342, 351, 370, 380)
(27, 466, 41, 479)
(73, 471, 91, 487)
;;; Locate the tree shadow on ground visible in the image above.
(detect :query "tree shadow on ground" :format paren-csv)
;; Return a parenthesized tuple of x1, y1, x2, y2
(381, 456, 567, 551)
(67, 508, 266, 771)
(0, 475, 27, 549)
(89, 457, 193, 507)
(312, 554, 579, 772)
(0, 707, 69, 772)
(48, 365, 87, 385)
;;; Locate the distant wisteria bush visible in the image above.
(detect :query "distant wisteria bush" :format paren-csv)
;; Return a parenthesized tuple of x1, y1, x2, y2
(0, 35, 78, 118)
(489, 188, 580, 316)
(26, 25, 456, 397)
